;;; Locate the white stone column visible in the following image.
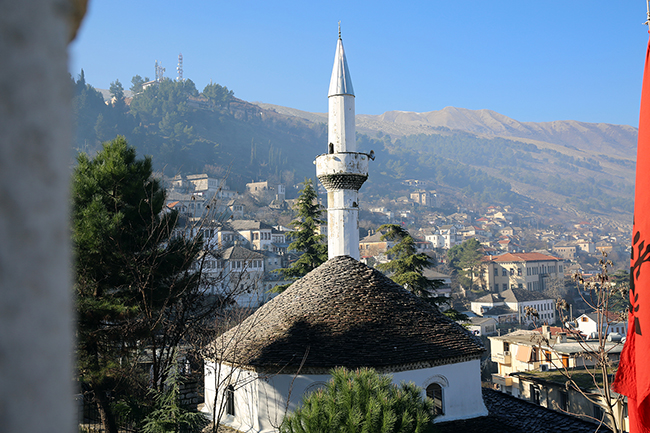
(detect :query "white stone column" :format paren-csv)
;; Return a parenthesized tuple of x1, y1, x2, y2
(0, 1, 74, 432)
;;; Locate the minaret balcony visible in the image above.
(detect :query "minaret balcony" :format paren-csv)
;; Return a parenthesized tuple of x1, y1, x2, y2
(315, 152, 369, 191)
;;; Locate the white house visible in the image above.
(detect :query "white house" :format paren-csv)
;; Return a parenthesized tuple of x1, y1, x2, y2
(464, 317, 498, 336)
(199, 245, 273, 308)
(230, 220, 275, 251)
(574, 311, 627, 339)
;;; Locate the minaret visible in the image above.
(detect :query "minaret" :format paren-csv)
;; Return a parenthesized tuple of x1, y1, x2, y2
(316, 28, 371, 260)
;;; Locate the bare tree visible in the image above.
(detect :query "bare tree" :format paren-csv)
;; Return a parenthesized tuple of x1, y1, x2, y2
(523, 252, 627, 433)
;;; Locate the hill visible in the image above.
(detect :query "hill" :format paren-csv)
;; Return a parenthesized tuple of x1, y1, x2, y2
(255, 102, 636, 227)
(72, 75, 635, 228)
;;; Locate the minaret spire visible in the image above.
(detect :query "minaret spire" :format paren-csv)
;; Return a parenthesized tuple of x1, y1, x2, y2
(315, 31, 372, 260)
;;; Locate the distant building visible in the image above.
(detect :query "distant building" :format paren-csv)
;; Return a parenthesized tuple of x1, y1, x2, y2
(230, 220, 274, 251)
(246, 181, 270, 197)
(552, 243, 577, 260)
(463, 317, 498, 336)
(489, 328, 626, 431)
(482, 252, 563, 293)
(198, 245, 273, 308)
(359, 231, 394, 259)
(471, 288, 556, 325)
(439, 225, 461, 249)
(425, 232, 446, 248)
(410, 190, 438, 207)
(574, 311, 627, 339)
(490, 328, 623, 381)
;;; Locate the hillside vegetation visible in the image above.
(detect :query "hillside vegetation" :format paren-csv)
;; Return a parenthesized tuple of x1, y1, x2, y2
(72, 72, 636, 225)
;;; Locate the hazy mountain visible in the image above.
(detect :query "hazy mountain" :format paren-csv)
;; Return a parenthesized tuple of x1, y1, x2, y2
(254, 102, 636, 227)
(255, 103, 637, 160)
(76, 79, 635, 227)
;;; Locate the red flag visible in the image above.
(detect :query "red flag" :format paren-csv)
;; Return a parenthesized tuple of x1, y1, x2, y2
(612, 31, 650, 433)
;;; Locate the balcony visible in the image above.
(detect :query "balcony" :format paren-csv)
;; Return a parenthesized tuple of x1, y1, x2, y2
(492, 374, 513, 387)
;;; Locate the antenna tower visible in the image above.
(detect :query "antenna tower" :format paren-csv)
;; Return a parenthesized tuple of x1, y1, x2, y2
(177, 53, 184, 82)
(155, 60, 165, 82)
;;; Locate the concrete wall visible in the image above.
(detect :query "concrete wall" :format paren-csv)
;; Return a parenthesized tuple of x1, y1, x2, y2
(0, 1, 75, 432)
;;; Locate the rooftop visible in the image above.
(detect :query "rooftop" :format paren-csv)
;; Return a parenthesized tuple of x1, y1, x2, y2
(230, 220, 273, 231)
(489, 330, 624, 355)
(484, 252, 561, 263)
(435, 388, 608, 433)
(214, 256, 483, 373)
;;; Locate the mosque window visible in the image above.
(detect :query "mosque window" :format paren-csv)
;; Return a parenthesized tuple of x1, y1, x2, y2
(426, 383, 444, 415)
(226, 385, 235, 416)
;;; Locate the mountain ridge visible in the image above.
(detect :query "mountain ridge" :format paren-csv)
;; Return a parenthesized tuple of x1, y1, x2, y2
(254, 103, 637, 160)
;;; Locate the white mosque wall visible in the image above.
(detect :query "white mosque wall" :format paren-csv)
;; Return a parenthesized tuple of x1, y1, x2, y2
(204, 362, 261, 433)
(205, 359, 487, 433)
(392, 359, 488, 423)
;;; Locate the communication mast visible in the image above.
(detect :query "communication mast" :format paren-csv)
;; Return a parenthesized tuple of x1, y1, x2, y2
(154, 60, 165, 82)
(177, 53, 184, 82)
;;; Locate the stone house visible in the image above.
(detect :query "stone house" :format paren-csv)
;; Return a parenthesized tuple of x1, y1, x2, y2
(471, 288, 556, 325)
(230, 220, 274, 251)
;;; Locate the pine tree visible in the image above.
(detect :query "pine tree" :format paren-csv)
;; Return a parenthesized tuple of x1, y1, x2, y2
(274, 179, 327, 292)
(446, 238, 483, 290)
(72, 136, 202, 433)
(280, 367, 434, 433)
(141, 360, 207, 433)
(377, 224, 466, 320)
(376, 224, 437, 298)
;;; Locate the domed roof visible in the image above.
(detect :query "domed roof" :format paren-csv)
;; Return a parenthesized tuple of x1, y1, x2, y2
(214, 256, 483, 373)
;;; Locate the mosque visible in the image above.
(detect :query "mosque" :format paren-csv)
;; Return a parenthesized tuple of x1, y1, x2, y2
(203, 31, 488, 433)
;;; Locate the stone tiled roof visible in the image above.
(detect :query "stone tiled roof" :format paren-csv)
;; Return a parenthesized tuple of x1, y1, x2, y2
(502, 288, 552, 303)
(488, 252, 562, 263)
(359, 231, 386, 243)
(230, 220, 273, 231)
(474, 293, 502, 303)
(214, 256, 484, 373)
(220, 245, 265, 261)
(435, 388, 607, 433)
(483, 305, 517, 316)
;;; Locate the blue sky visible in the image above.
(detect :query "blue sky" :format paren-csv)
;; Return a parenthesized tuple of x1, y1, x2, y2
(70, 1, 649, 126)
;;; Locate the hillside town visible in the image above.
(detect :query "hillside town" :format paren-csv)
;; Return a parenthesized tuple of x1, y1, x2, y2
(162, 170, 630, 431)
(153, 39, 634, 428)
(8, 3, 650, 433)
(164, 171, 630, 304)
(71, 34, 634, 433)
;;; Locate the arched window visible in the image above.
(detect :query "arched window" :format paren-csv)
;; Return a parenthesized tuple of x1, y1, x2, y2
(225, 385, 235, 416)
(426, 383, 444, 415)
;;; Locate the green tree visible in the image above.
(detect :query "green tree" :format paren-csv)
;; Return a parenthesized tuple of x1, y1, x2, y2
(376, 224, 436, 299)
(72, 136, 202, 433)
(130, 74, 149, 94)
(280, 367, 434, 433)
(377, 225, 466, 319)
(274, 179, 327, 292)
(202, 82, 234, 106)
(447, 238, 483, 291)
(72, 70, 110, 149)
(141, 360, 207, 433)
(109, 79, 125, 103)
